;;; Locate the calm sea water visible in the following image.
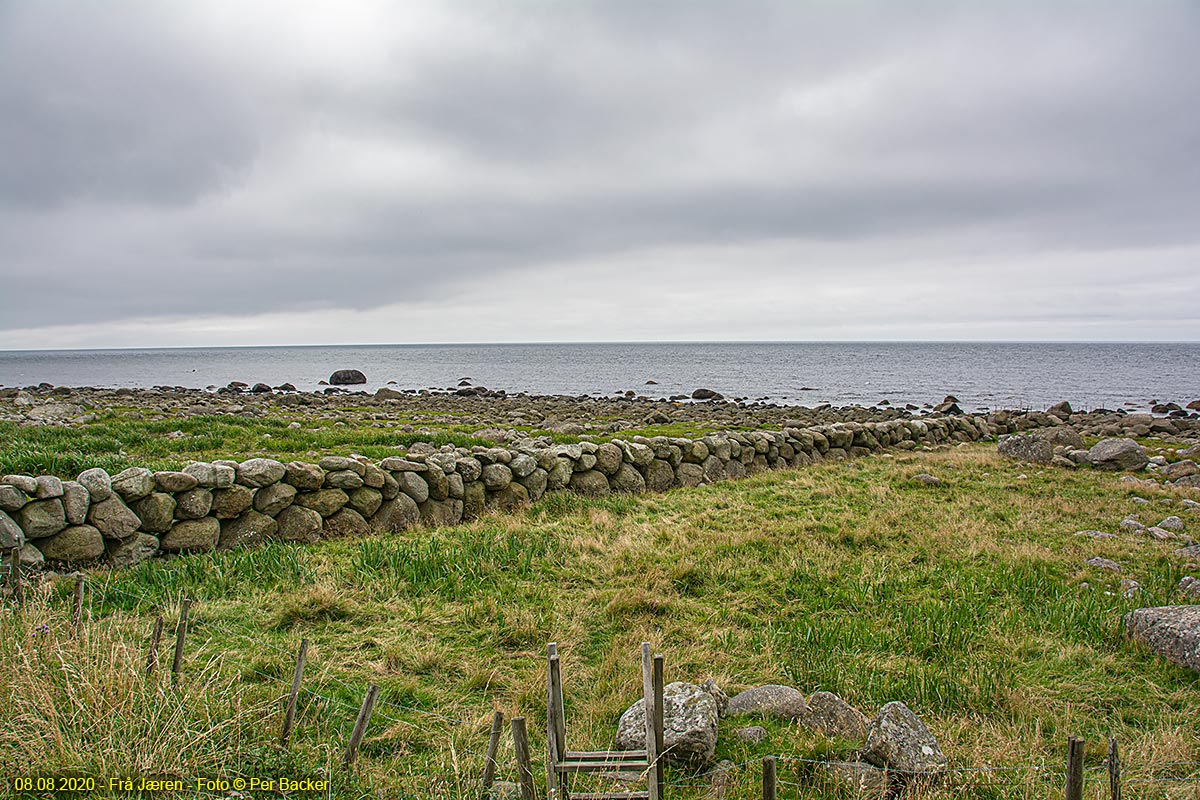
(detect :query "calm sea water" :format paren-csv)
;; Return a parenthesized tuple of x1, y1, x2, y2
(0, 343, 1196, 413)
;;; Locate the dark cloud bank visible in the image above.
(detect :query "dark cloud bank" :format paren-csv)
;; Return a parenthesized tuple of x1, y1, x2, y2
(1, 0, 1197, 347)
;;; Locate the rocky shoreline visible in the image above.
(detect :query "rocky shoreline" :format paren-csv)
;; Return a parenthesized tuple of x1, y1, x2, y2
(1, 386, 1199, 573)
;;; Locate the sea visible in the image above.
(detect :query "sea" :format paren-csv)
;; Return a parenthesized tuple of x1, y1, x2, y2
(0, 342, 1196, 414)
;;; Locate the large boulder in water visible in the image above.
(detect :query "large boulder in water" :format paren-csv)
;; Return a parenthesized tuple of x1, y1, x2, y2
(329, 369, 367, 385)
(1088, 438, 1149, 471)
(1124, 606, 1200, 673)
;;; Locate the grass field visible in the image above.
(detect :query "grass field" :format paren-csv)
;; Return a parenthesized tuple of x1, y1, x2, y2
(2, 444, 1199, 799)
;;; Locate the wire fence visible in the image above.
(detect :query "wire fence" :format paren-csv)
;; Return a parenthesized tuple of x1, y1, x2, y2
(5, 567, 1200, 799)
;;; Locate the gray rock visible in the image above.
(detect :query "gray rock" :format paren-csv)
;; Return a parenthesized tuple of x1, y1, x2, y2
(699, 679, 729, 718)
(594, 442, 624, 475)
(395, 471, 430, 503)
(1085, 557, 1122, 572)
(0, 510, 25, 549)
(325, 469, 365, 490)
(160, 517, 220, 552)
(488, 482, 529, 511)
(328, 369, 367, 385)
(912, 473, 941, 486)
(807, 691, 869, 739)
(111, 467, 155, 501)
(645, 459, 676, 492)
(610, 463, 647, 493)
(862, 701, 947, 775)
(77, 468, 112, 502)
(726, 685, 809, 720)
(2, 475, 38, 494)
(293, 489, 349, 517)
(1159, 516, 1186, 531)
(347, 487, 383, 518)
(1089, 438, 1149, 471)
(323, 507, 370, 539)
(35, 475, 64, 499)
(381, 458, 427, 472)
(36, 524, 104, 562)
(616, 681, 719, 766)
(734, 726, 768, 744)
(509, 453, 538, 479)
(1178, 576, 1200, 599)
(0, 484, 27, 512)
(275, 506, 323, 543)
(183, 462, 235, 489)
(423, 466, 450, 500)
(1120, 516, 1146, 532)
(154, 471, 199, 493)
(481, 463, 513, 491)
(284, 461, 325, 490)
(253, 483, 297, 516)
(419, 498, 464, 527)
(462, 481, 487, 520)
(134, 493, 177, 533)
(455, 457, 483, 482)
(19, 542, 44, 567)
(1124, 605, 1200, 673)
(174, 488, 213, 520)
(1162, 460, 1199, 480)
(569, 470, 611, 496)
(997, 434, 1053, 464)
(61, 481, 90, 525)
(210, 486, 254, 519)
(105, 533, 160, 568)
(318, 456, 362, 474)
(372, 495, 421, 533)
(237, 458, 287, 488)
(18, 499, 67, 539)
(218, 510, 278, 550)
(88, 495, 141, 539)
(1075, 530, 1118, 539)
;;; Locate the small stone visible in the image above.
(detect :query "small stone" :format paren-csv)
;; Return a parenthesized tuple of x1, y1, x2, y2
(912, 473, 941, 486)
(1, 475, 38, 494)
(105, 533, 160, 568)
(1075, 530, 1117, 539)
(284, 461, 325, 490)
(77, 468, 112, 501)
(253, 483, 297, 516)
(1159, 516, 1185, 531)
(1085, 557, 1122, 572)
(61, 481, 90, 524)
(236, 458, 286, 488)
(111, 467, 155, 502)
(154, 471, 199, 493)
(0, 484, 27, 512)
(34, 475, 64, 499)
(324, 469, 365, 490)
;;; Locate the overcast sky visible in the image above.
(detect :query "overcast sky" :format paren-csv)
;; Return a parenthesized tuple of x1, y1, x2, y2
(1, 0, 1198, 349)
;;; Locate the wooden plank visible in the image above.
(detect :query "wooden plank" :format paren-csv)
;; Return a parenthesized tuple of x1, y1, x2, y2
(1065, 737, 1085, 800)
(280, 638, 309, 746)
(556, 760, 650, 773)
(564, 752, 648, 762)
(547, 644, 560, 799)
(145, 615, 164, 675)
(171, 598, 191, 681)
(482, 710, 505, 793)
(568, 793, 649, 800)
(512, 716, 536, 800)
(343, 684, 380, 768)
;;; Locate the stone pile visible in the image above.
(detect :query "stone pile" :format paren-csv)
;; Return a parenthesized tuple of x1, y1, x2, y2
(0, 415, 993, 568)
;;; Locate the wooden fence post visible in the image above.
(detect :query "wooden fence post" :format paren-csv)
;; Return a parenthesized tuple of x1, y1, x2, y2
(146, 615, 164, 675)
(280, 638, 309, 745)
(512, 716, 535, 800)
(481, 710, 505, 794)
(343, 684, 380, 768)
(763, 756, 777, 800)
(653, 653, 665, 792)
(1066, 737, 1085, 800)
(71, 575, 85, 632)
(1108, 737, 1121, 800)
(7, 547, 21, 606)
(171, 598, 191, 682)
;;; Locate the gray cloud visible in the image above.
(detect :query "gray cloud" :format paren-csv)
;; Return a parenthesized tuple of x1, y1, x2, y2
(0, 0, 1197, 345)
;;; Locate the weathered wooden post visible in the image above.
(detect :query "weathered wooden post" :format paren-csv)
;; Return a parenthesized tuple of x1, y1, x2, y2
(1108, 737, 1121, 800)
(280, 638, 309, 745)
(1066, 737, 1085, 800)
(344, 684, 380, 768)
(481, 710, 505, 795)
(171, 598, 191, 682)
(145, 615, 164, 675)
(512, 716, 535, 800)
(71, 575, 85, 632)
(763, 756, 777, 800)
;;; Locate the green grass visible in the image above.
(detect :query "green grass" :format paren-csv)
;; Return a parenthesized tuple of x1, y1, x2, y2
(2, 445, 1199, 799)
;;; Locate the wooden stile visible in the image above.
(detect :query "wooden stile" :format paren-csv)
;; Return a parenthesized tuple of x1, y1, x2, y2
(280, 638, 309, 746)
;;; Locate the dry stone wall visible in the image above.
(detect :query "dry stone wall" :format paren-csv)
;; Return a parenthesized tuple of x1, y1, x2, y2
(0, 415, 996, 568)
